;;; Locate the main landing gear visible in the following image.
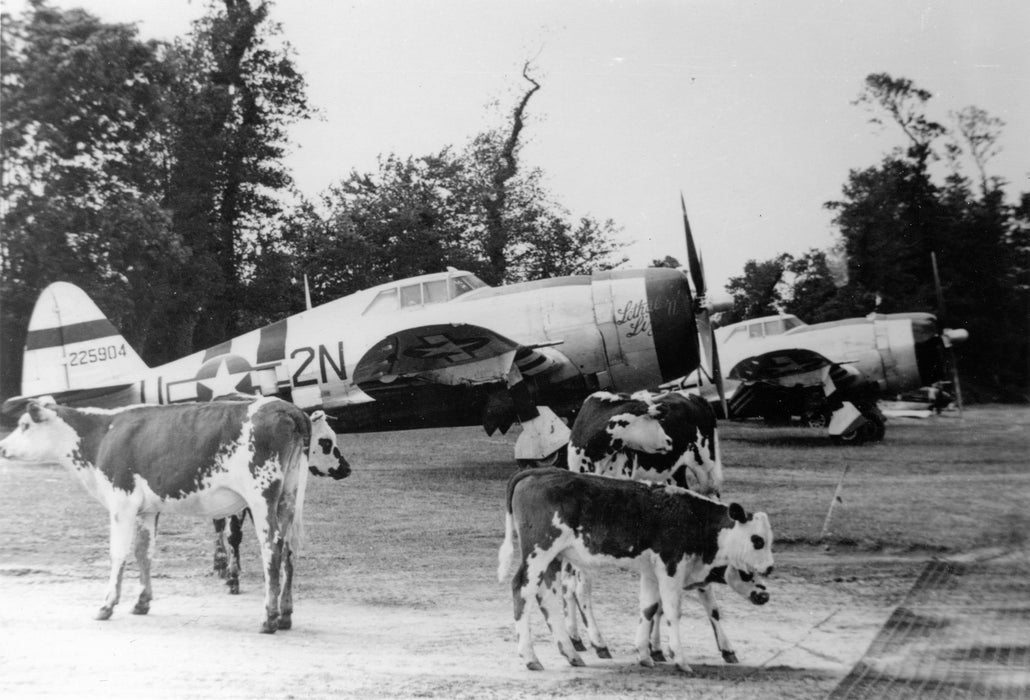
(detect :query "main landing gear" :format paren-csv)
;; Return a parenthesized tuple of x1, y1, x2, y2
(828, 402, 886, 445)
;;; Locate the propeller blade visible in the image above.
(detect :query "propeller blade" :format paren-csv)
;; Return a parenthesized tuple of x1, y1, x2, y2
(679, 195, 728, 416)
(931, 252, 947, 324)
(930, 252, 964, 418)
(949, 353, 965, 417)
(711, 329, 729, 419)
(681, 193, 705, 298)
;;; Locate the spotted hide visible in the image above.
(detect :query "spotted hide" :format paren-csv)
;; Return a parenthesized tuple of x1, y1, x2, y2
(563, 389, 756, 664)
(0, 397, 312, 633)
(213, 409, 349, 594)
(497, 468, 775, 672)
(568, 390, 721, 493)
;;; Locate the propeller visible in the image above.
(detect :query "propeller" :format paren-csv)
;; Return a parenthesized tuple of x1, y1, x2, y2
(930, 252, 966, 416)
(681, 195, 729, 419)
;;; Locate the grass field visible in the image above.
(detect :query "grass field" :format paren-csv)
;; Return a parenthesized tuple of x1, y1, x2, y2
(721, 406, 1030, 552)
(0, 404, 1026, 698)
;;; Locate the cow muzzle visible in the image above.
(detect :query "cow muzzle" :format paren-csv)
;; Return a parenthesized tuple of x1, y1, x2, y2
(749, 586, 770, 605)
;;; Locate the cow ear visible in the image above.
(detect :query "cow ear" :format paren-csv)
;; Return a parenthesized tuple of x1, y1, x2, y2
(27, 401, 54, 424)
(728, 503, 748, 523)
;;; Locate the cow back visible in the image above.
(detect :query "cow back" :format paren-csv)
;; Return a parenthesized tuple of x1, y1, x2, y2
(86, 402, 253, 498)
(509, 468, 730, 566)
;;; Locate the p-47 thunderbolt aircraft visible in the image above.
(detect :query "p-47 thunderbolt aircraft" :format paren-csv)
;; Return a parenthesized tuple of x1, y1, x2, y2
(12, 257, 712, 465)
(684, 310, 969, 443)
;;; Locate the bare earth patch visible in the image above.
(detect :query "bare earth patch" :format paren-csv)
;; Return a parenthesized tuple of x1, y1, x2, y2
(1, 406, 1026, 698)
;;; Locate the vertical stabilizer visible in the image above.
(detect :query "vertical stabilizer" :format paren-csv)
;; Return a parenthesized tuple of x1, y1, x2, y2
(22, 282, 148, 396)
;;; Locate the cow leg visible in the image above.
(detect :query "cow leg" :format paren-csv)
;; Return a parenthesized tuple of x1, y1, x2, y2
(277, 546, 294, 630)
(537, 558, 585, 668)
(650, 607, 666, 662)
(511, 559, 543, 670)
(248, 495, 283, 634)
(697, 586, 738, 663)
(97, 504, 137, 620)
(560, 563, 586, 652)
(635, 568, 661, 668)
(132, 512, 158, 615)
(226, 512, 245, 595)
(574, 568, 611, 658)
(658, 570, 692, 674)
(213, 518, 228, 578)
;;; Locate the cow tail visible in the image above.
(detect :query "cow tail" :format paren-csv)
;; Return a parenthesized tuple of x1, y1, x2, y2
(285, 409, 311, 554)
(497, 469, 535, 583)
(497, 511, 516, 583)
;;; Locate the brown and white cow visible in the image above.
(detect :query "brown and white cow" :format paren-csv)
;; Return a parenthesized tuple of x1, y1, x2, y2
(565, 389, 758, 663)
(0, 397, 313, 633)
(213, 409, 349, 594)
(497, 468, 774, 672)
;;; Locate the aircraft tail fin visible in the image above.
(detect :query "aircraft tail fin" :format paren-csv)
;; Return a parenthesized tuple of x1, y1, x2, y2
(22, 282, 148, 396)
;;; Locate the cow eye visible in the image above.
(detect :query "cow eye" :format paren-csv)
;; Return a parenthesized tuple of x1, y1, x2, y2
(751, 535, 765, 550)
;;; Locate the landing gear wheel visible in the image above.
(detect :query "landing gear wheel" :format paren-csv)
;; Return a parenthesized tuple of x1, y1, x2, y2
(831, 428, 864, 445)
(865, 410, 886, 442)
(830, 409, 886, 445)
(517, 445, 568, 470)
(802, 411, 829, 429)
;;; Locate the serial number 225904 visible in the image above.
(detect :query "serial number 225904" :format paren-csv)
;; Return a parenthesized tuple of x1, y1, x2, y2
(68, 344, 127, 367)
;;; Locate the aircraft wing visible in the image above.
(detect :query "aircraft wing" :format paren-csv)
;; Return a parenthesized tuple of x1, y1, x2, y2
(353, 323, 563, 388)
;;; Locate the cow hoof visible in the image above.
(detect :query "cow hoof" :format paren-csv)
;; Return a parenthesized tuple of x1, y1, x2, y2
(277, 615, 292, 630)
(650, 649, 666, 662)
(722, 651, 739, 664)
(95, 607, 113, 621)
(676, 663, 695, 675)
(595, 646, 612, 659)
(227, 580, 240, 595)
(132, 603, 150, 615)
(638, 656, 655, 669)
(260, 619, 279, 634)
(526, 661, 544, 671)
(571, 637, 586, 652)
(568, 656, 586, 667)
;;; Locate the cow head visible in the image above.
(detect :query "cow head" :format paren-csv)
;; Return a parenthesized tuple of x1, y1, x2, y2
(607, 403, 673, 454)
(718, 503, 775, 578)
(0, 397, 76, 464)
(306, 411, 351, 480)
(725, 565, 770, 606)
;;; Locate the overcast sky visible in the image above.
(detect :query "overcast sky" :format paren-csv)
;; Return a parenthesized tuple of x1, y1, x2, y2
(6, 0, 1028, 290)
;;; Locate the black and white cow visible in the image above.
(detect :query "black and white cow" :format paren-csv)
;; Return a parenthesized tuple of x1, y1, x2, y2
(0, 397, 314, 633)
(565, 389, 758, 663)
(497, 467, 775, 672)
(568, 390, 721, 494)
(212, 409, 349, 594)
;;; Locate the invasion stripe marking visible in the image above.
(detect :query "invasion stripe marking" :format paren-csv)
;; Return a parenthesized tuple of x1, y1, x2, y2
(24, 319, 120, 350)
(203, 341, 232, 362)
(257, 320, 287, 364)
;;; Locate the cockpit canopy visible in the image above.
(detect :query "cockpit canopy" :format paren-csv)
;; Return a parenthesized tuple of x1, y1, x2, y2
(362, 270, 488, 315)
(717, 314, 806, 345)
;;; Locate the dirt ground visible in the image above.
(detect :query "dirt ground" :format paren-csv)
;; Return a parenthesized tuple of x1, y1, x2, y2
(1, 406, 1026, 699)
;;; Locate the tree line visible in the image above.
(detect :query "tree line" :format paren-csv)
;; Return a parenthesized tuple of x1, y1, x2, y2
(1, 4, 1026, 402)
